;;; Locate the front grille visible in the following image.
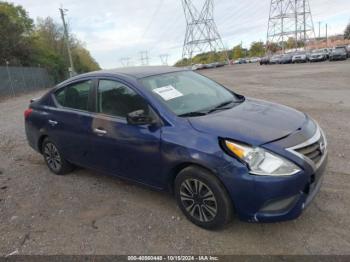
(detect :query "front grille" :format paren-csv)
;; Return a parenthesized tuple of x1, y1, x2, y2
(287, 125, 327, 170)
(294, 133, 325, 166)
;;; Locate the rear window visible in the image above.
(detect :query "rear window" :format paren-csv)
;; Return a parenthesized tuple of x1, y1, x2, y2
(55, 81, 92, 111)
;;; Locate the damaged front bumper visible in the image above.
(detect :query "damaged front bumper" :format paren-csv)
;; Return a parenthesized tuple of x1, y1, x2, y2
(252, 152, 327, 223)
(220, 123, 328, 223)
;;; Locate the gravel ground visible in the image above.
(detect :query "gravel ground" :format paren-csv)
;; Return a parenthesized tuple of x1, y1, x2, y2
(0, 61, 350, 255)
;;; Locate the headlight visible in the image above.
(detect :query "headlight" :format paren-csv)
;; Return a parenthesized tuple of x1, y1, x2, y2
(224, 140, 301, 176)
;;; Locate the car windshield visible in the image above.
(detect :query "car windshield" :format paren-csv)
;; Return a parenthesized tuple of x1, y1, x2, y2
(333, 48, 345, 53)
(140, 71, 242, 116)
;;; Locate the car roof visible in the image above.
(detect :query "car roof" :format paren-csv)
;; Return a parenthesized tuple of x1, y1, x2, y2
(71, 66, 188, 80)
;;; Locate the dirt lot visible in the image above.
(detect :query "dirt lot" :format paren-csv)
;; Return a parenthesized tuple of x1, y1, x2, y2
(1, 61, 350, 255)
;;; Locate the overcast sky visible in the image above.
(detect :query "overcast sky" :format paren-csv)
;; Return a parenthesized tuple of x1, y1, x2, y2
(11, 0, 350, 68)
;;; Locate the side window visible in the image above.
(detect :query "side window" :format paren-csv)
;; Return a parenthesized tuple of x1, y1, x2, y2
(97, 80, 148, 118)
(56, 89, 65, 105)
(55, 81, 91, 111)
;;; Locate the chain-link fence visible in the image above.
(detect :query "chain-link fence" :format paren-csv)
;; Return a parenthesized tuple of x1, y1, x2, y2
(0, 66, 53, 97)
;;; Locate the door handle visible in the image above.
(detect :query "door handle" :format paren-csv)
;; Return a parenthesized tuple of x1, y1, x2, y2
(94, 128, 107, 136)
(48, 120, 58, 126)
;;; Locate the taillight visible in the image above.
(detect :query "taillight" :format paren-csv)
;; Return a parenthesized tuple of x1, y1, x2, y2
(24, 108, 33, 119)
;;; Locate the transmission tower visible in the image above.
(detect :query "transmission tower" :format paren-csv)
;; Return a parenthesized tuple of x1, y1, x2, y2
(182, 0, 228, 62)
(120, 57, 131, 67)
(267, 0, 316, 52)
(140, 51, 149, 66)
(159, 54, 169, 65)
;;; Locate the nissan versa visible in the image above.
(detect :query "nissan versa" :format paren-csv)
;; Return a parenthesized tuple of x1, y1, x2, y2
(25, 67, 328, 229)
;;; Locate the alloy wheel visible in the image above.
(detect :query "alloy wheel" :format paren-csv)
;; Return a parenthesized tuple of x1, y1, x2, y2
(180, 179, 218, 222)
(43, 142, 62, 172)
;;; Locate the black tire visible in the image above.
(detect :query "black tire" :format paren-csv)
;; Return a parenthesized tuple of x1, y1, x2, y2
(42, 138, 74, 175)
(174, 166, 233, 230)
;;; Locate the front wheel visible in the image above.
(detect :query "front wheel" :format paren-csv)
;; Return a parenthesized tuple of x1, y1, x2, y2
(42, 138, 74, 175)
(174, 166, 233, 230)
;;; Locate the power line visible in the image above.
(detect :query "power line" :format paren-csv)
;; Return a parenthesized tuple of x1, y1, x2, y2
(141, 0, 165, 39)
(216, 1, 260, 26)
(148, 8, 185, 54)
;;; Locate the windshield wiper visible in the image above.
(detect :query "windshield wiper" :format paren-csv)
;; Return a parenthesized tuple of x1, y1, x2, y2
(207, 100, 236, 114)
(179, 111, 208, 117)
(179, 97, 245, 117)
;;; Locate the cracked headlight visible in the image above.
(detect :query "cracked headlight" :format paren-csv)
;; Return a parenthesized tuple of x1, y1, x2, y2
(224, 140, 301, 176)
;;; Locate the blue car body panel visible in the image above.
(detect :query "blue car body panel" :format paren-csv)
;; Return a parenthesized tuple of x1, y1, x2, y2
(25, 67, 327, 223)
(187, 97, 308, 146)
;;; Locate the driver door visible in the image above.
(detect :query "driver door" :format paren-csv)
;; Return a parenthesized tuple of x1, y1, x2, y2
(88, 79, 163, 188)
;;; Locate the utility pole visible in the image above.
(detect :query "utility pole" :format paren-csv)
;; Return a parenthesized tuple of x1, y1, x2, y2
(303, 0, 306, 43)
(281, 2, 284, 53)
(326, 23, 328, 47)
(295, 0, 298, 49)
(59, 6, 75, 77)
(318, 21, 321, 38)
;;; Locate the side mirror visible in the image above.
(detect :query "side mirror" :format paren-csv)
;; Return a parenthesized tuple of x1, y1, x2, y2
(127, 110, 155, 125)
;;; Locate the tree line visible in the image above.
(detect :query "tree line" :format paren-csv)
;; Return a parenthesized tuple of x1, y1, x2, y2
(0, 1, 100, 83)
(175, 41, 266, 66)
(345, 22, 350, 40)
(174, 39, 303, 66)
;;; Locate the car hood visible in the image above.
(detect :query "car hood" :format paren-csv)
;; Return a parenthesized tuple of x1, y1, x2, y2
(188, 98, 307, 146)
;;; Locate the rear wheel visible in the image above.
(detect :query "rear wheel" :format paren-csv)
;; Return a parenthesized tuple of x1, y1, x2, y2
(174, 166, 233, 229)
(42, 138, 74, 175)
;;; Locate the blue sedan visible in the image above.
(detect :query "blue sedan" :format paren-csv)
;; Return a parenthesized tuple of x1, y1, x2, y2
(25, 66, 328, 229)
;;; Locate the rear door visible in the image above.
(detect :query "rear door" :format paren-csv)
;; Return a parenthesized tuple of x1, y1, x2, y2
(88, 78, 162, 187)
(46, 79, 95, 166)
